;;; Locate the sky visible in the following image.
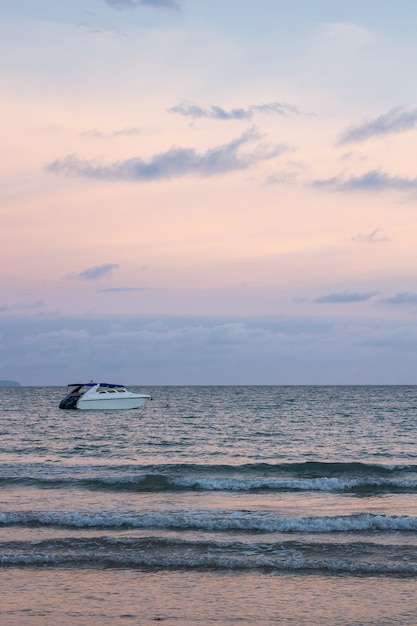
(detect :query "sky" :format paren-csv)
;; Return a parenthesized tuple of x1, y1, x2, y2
(1, 0, 417, 385)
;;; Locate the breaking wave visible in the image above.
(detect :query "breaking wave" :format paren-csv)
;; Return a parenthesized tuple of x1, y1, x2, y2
(1, 536, 417, 576)
(2, 461, 417, 494)
(2, 510, 417, 533)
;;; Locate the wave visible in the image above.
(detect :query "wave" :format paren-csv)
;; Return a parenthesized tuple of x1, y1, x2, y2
(2, 510, 417, 533)
(1, 536, 417, 576)
(2, 461, 417, 494)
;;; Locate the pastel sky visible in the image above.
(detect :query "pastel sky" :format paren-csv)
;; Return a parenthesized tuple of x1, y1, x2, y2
(1, 0, 417, 385)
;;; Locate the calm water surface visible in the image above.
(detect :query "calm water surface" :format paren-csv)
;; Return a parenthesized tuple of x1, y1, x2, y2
(1, 385, 417, 624)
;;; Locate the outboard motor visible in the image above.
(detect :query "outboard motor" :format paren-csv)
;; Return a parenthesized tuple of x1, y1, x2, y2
(59, 394, 79, 409)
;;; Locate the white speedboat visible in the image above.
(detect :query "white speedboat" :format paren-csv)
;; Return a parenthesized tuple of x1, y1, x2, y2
(59, 382, 151, 410)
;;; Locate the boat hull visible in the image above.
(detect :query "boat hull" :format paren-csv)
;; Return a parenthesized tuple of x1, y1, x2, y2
(76, 395, 150, 410)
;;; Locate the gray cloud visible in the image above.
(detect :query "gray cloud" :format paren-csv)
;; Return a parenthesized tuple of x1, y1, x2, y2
(0, 300, 43, 313)
(351, 228, 389, 244)
(314, 170, 417, 193)
(47, 130, 286, 181)
(314, 291, 379, 304)
(81, 127, 142, 139)
(77, 22, 127, 39)
(169, 101, 298, 120)
(171, 103, 251, 120)
(104, 0, 181, 10)
(97, 287, 148, 293)
(382, 292, 417, 305)
(338, 106, 417, 145)
(71, 264, 119, 281)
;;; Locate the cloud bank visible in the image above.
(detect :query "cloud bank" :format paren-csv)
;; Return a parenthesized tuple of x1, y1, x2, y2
(169, 101, 299, 120)
(339, 106, 417, 144)
(47, 130, 286, 181)
(3, 314, 417, 385)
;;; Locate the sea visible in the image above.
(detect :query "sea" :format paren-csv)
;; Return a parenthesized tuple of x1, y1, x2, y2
(1, 385, 417, 625)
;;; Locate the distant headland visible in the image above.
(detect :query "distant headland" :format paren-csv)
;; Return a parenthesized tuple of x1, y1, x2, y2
(0, 380, 21, 387)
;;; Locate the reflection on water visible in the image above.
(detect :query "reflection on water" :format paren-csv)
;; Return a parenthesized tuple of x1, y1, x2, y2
(1, 569, 417, 625)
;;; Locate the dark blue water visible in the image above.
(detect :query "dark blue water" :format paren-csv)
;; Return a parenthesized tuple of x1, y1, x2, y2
(1, 386, 417, 624)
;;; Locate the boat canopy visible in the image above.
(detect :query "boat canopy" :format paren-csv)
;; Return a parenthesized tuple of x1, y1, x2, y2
(67, 382, 125, 388)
